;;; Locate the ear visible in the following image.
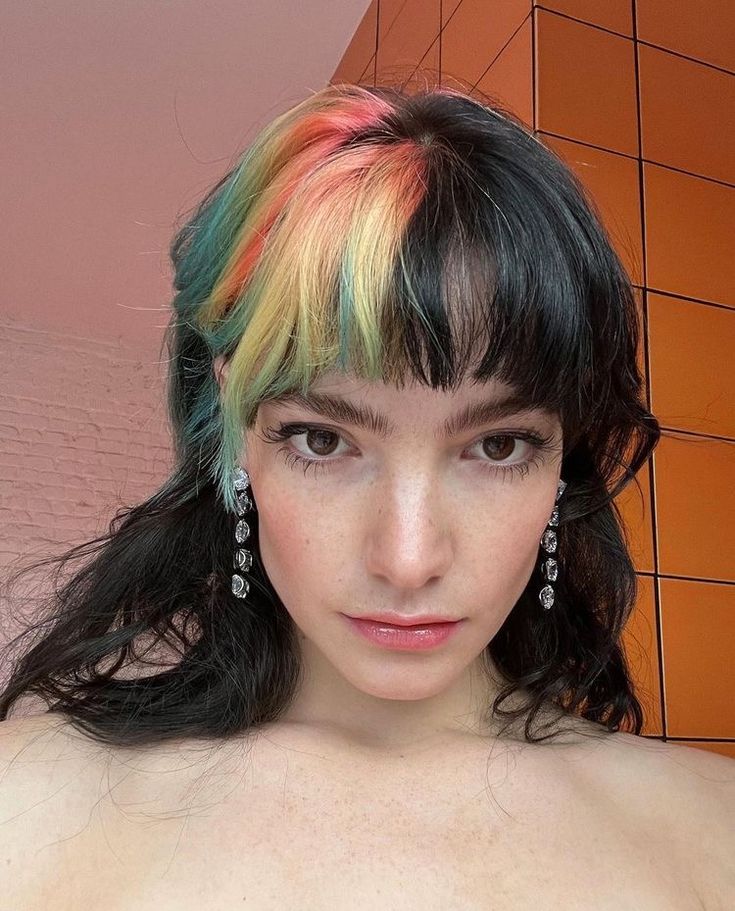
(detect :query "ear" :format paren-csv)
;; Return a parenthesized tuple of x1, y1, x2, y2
(213, 354, 230, 391)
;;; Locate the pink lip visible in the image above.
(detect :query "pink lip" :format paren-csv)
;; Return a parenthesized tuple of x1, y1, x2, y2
(346, 612, 461, 627)
(342, 614, 463, 651)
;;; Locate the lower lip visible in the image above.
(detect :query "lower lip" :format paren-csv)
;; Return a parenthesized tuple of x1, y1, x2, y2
(343, 616, 462, 650)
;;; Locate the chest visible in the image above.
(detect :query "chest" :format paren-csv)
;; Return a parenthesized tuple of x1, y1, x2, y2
(39, 742, 701, 911)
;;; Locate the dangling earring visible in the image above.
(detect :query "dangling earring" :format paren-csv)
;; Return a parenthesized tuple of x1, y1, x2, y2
(539, 478, 566, 610)
(231, 465, 255, 599)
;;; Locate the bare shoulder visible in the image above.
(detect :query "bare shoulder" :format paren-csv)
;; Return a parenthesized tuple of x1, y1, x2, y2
(0, 709, 109, 813)
(0, 710, 109, 777)
(594, 731, 735, 907)
(0, 709, 236, 821)
(0, 712, 252, 908)
(0, 712, 113, 907)
(602, 729, 735, 807)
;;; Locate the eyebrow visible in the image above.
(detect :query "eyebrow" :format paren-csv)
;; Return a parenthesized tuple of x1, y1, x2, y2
(266, 391, 552, 440)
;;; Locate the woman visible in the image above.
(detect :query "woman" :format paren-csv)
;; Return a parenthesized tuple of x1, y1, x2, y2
(0, 83, 732, 909)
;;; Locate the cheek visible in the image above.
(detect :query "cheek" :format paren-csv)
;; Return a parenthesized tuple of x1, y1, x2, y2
(253, 483, 349, 612)
(463, 506, 550, 602)
(256, 497, 308, 594)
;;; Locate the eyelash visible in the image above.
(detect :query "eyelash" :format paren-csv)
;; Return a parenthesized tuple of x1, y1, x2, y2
(259, 422, 557, 480)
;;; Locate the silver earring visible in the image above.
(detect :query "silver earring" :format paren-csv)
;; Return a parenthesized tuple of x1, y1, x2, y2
(231, 465, 255, 599)
(539, 478, 566, 610)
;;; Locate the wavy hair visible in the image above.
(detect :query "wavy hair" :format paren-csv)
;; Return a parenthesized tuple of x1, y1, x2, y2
(0, 83, 660, 747)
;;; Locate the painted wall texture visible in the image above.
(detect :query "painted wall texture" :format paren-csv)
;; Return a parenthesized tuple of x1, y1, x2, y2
(332, 0, 735, 758)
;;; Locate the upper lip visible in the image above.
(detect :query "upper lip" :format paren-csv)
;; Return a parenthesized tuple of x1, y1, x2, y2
(345, 613, 462, 627)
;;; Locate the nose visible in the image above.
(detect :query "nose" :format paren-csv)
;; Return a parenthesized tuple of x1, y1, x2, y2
(365, 474, 453, 591)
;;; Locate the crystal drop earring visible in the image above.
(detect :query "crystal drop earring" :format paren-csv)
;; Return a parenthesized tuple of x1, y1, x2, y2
(231, 465, 255, 599)
(539, 478, 566, 610)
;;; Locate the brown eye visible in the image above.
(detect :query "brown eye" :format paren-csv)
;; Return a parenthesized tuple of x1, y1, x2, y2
(482, 435, 517, 461)
(306, 428, 340, 456)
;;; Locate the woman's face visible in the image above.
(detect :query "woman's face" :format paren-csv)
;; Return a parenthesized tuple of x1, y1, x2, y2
(223, 363, 564, 704)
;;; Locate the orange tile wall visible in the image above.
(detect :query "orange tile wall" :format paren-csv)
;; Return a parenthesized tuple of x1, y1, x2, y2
(332, 0, 735, 759)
